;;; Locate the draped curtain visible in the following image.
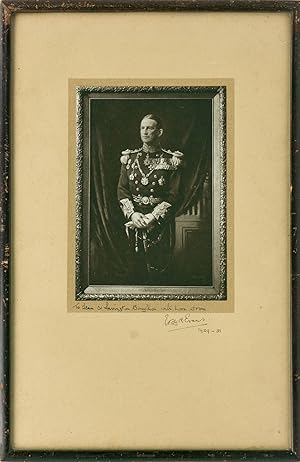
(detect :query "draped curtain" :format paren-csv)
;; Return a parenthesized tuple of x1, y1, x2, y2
(88, 99, 212, 285)
(176, 124, 210, 217)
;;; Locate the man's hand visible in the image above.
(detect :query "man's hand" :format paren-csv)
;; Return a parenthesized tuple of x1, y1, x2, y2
(131, 212, 147, 229)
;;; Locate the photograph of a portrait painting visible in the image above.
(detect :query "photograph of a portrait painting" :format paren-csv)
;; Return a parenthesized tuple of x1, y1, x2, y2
(75, 86, 227, 299)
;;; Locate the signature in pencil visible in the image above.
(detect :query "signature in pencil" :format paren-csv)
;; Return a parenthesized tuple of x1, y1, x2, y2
(164, 313, 207, 332)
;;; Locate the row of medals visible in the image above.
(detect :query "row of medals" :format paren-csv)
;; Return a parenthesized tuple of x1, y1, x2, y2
(128, 153, 165, 187)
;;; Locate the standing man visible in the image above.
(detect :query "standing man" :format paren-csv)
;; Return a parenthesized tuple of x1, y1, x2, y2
(117, 114, 184, 284)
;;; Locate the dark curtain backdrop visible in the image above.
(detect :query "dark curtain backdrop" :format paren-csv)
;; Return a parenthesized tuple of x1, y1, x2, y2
(89, 99, 212, 284)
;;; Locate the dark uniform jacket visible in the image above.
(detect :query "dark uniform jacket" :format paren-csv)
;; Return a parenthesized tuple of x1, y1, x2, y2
(117, 145, 183, 281)
(117, 146, 183, 225)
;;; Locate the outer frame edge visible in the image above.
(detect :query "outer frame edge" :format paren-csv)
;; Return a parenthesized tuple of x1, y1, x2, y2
(0, 1, 11, 461)
(0, 0, 299, 13)
(291, 4, 300, 461)
(1, 1, 299, 460)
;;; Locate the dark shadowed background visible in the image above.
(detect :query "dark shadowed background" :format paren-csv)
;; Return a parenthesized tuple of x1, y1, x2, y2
(88, 97, 212, 286)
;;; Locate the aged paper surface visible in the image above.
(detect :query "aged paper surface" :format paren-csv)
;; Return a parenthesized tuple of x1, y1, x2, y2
(11, 12, 291, 450)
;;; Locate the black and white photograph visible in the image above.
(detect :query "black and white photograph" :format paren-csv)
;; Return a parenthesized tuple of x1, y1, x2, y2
(75, 86, 227, 298)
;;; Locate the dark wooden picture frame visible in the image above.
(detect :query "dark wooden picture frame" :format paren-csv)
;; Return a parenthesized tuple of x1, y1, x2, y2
(1, 1, 299, 460)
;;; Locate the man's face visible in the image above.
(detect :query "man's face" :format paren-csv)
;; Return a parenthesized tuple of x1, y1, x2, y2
(140, 118, 162, 144)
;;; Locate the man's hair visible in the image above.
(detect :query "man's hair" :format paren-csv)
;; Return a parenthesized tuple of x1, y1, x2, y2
(142, 114, 163, 130)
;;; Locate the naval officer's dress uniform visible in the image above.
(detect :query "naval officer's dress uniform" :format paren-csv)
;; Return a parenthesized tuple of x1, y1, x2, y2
(117, 144, 183, 284)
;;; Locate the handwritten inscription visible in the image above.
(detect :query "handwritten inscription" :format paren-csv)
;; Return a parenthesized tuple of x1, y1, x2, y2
(72, 302, 156, 312)
(164, 313, 207, 331)
(72, 304, 222, 334)
(72, 302, 207, 313)
(163, 314, 222, 334)
(198, 327, 222, 334)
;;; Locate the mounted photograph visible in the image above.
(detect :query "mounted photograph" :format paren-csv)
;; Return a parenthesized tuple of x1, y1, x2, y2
(72, 85, 228, 299)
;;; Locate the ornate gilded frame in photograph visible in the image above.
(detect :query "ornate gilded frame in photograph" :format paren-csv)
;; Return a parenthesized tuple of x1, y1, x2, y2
(75, 85, 227, 300)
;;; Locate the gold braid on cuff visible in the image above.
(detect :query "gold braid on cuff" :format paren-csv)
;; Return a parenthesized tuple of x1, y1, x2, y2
(120, 198, 135, 219)
(152, 201, 172, 220)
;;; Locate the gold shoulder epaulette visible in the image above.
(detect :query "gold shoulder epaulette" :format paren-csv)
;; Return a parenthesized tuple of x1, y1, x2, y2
(162, 148, 184, 167)
(120, 147, 142, 164)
